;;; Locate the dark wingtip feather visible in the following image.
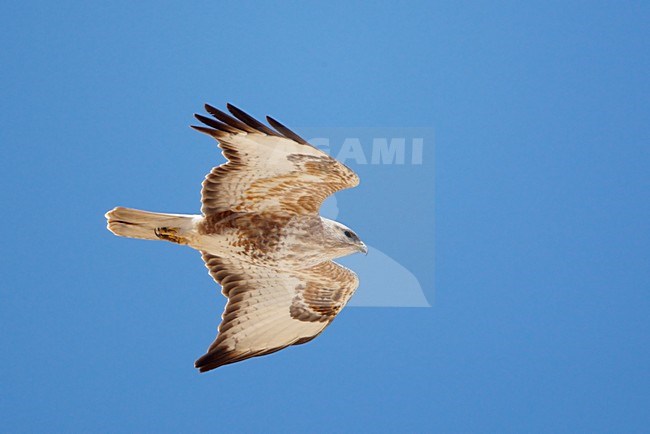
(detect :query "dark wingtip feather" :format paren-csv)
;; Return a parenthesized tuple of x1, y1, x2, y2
(194, 346, 288, 372)
(196, 103, 314, 147)
(204, 103, 227, 119)
(194, 113, 238, 134)
(266, 115, 309, 145)
(190, 125, 223, 138)
(226, 103, 279, 136)
(205, 103, 254, 133)
(194, 349, 246, 372)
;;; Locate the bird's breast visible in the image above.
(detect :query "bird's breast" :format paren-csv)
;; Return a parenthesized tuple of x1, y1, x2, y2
(195, 211, 326, 268)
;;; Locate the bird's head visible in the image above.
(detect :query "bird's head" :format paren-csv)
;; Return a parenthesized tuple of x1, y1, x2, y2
(321, 218, 368, 257)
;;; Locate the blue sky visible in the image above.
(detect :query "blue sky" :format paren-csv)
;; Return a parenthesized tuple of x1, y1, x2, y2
(1, 1, 649, 432)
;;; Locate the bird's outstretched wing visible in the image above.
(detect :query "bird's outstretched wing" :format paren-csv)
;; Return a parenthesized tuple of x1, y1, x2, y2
(192, 104, 359, 216)
(195, 253, 359, 372)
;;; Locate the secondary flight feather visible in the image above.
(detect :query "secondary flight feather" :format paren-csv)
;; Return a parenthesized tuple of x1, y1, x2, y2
(105, 103, 366, 372)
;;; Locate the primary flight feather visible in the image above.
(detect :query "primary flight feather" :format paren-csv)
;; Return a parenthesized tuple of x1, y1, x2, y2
(105, 104, 366, 372)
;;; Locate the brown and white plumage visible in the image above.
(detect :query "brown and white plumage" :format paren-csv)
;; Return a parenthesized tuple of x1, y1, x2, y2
(105, 103, 365, 372)
(196, 255, 358, 372)
(196, 103, 359, 216)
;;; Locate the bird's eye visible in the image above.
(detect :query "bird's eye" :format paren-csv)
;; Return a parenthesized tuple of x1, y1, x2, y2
(344, 230, 353, 239)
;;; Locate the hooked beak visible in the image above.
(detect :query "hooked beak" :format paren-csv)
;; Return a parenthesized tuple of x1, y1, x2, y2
(358, 242, 368, 255)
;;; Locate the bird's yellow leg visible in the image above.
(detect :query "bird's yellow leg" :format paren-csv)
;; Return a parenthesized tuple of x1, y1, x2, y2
(154, 227, 189, 245)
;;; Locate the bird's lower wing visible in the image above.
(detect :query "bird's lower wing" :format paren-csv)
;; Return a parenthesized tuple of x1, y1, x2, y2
(196, 253, 359, 372)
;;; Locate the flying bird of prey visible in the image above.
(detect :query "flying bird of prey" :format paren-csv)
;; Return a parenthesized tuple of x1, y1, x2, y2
(105, 104, 366, 372)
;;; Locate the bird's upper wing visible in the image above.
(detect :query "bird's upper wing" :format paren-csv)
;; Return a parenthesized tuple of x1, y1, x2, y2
(195, 252, 359, 372)
(192, 104, 359, 216)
